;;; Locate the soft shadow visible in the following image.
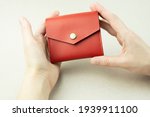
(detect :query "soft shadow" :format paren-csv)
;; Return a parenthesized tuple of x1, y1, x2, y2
(49, 59, 150, 100)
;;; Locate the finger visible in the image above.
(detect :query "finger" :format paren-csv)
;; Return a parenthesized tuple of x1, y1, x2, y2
(55, 62, 61, 67)
(90, 2, 128, 34)
(19, 17, 35, 48)
(100, 20, 117, 37)
(45, 38, 49, 60)
(100, 20, 123, 45)
(35, 11, 60, 36)
(44, 11, 60, 60)
(90, 56, 124, 67)
(19, 17, 33, 39)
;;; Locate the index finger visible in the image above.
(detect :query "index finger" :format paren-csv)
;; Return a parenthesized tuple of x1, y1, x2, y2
(90, 3, 128, 34)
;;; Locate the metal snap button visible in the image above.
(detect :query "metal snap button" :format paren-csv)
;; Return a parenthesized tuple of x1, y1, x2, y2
(70, 33, 77, 40)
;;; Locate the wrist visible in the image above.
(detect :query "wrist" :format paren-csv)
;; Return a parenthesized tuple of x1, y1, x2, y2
(17, 68, 52, 100)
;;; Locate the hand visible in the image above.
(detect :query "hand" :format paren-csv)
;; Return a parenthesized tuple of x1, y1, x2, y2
(90, 3, 150, 76)
(18, 11, 61, 99)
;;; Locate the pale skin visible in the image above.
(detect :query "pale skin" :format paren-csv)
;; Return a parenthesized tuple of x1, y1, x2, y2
(90, 3, 150, 76)
(18, 3, 150, 100)
(18, 11, 61, 99)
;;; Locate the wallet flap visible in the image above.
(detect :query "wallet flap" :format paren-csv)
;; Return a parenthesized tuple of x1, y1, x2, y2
(46, 11, 100, 44)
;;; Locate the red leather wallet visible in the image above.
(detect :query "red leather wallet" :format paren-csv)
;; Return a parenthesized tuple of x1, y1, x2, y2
(46, 11, 104, 63)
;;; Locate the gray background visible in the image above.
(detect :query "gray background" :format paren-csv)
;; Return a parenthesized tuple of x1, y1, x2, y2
(0, 0, 150, 99)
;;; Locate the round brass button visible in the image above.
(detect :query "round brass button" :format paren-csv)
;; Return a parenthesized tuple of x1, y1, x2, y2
(70, 33, 77, 40)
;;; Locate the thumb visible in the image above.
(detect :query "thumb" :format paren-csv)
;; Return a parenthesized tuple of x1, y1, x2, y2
(91, 56, 123, 67)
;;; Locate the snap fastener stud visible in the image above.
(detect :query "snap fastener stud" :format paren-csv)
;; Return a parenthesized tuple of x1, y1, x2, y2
(70, 33, 77, 40)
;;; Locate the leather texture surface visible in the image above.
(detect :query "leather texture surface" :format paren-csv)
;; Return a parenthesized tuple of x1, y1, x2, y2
(46, 11, 104, 63)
